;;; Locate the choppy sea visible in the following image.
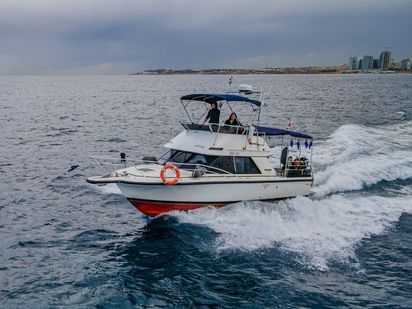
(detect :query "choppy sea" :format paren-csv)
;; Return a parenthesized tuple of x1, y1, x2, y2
(0, 74, 411, 308)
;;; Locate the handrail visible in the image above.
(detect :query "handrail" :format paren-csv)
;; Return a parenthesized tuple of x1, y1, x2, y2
(183, 122, 249, 136)
(89, 156, 158, 178)
(89, 156, 234, 176)
(90, 156, 313, 179)
(284, 161, 312, 178)
(172, 161, 233, 175)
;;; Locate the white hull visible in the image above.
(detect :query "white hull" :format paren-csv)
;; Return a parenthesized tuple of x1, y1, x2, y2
(117, 178, 313, 203)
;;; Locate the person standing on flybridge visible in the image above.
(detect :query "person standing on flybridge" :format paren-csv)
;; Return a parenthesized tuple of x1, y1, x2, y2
(203, 102, 220, 124)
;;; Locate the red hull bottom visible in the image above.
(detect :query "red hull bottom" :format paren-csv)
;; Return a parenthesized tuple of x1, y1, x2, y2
(128, 198, 226, 217)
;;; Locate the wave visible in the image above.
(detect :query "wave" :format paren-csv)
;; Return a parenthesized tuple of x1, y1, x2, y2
(173, 121, 412, 269)
(313, 121, 412, 196)
(90, 183, 122, 195)
(90, 121, 412, 270)
(395, 110, 407, 121)
(174, 194, 412, 270)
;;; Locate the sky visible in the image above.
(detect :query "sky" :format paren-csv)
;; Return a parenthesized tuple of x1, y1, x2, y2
(0, 0, 411, 74)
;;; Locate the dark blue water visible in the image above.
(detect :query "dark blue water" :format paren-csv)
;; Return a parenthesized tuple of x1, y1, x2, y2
(1, 75, 411, 308)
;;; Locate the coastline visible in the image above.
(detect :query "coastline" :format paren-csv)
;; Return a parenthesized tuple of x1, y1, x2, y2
(131, 67, 412, 75)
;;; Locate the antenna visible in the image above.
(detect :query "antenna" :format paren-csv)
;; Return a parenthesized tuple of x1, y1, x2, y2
(286, 118, 293, 130)
(227, 76, 233, 92)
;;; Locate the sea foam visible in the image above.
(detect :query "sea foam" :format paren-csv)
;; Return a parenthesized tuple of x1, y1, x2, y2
(175, 195, 411, 270)
(313, 121, 412, 196)
(174, 122, 412, 269)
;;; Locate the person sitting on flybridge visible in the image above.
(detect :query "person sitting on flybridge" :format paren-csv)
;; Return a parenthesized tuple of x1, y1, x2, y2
(203, 102, 220, 124)
(224, 112, 242, 127)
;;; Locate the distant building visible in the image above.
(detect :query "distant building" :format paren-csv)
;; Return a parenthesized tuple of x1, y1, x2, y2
(389, 61, 401, 70)
(379, 50, 391, 70)
(401, 58, 412, 70)
(373, 59, 379, 69)
(348, 56, 361, 70)
(361, 55, 374, 71)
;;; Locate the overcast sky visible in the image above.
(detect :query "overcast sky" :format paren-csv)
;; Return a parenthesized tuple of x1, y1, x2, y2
(0, 0, 411, 74)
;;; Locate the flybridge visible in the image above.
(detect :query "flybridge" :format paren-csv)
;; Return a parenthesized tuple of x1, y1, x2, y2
(180, 83, 264, 125)
(180, 84, 312, 140)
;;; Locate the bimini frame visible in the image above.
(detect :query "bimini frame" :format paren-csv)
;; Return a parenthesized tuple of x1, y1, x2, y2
(180, 91, 264, 126)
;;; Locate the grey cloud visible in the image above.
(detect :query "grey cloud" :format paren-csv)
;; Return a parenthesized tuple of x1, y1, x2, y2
(0, 0, 411, 74)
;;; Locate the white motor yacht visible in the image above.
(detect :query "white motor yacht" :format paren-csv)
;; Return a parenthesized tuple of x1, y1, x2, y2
(87, 85, 314, 217)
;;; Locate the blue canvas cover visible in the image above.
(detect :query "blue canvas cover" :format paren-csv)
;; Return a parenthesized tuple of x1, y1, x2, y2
(256, 126, 312, 139)
(181, 93, 261, 107)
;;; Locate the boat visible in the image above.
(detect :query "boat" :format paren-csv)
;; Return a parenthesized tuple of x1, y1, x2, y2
(86, 84, 314, 217)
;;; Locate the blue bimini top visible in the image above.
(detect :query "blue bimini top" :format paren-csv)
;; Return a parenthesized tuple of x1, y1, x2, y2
(181, 93, 261, 107)
(256, 126, 312, 139)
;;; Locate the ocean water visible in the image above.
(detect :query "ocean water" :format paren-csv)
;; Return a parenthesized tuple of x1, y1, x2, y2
(0, 74, 411, 308)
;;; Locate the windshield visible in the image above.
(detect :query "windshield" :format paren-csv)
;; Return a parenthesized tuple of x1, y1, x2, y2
(158, 149, 261, 174)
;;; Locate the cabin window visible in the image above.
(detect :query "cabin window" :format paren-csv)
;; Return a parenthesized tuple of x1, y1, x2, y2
(158, 150, 171, 163)
(160, 150, 214, 166)
(187, 154, 214, 165)
(159, 151, 260, 175)
(172, 151, 190, 163)
(210, 156, 235, 173)
(163, 150, 192, 163)
(234, 157, 260, 174)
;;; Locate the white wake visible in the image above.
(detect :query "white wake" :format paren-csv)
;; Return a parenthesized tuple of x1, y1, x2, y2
(174, 121, 412, 269)
(175, 195, 411, 269)
(313, 121, 412, 197)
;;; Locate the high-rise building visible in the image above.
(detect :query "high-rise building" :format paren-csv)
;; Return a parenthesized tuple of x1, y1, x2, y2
(379, 50, 391, 70)
(348, 56, 361, 70)
(401, 58, 412, 70)
(361, 55, 374, 71)
(373, 59, 379, 69)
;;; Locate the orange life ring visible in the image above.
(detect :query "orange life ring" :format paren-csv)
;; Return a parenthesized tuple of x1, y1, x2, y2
(160, 164, 181, 185)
